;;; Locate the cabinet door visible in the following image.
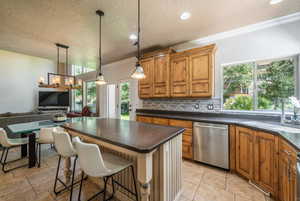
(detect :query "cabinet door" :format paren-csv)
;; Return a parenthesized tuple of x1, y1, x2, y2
(136, 115, 153, 123)
(189, 52, 212, 97)
(139, 58, 154, 98)
(169, 119, 193, 159)
(278, 139, 297, 201)
(254, 131, 278, 195)
(279, 152, 291, 201)
(153, 55, 170, 97)
(236, 126, 254, 180)
(170, 56, 189, 97)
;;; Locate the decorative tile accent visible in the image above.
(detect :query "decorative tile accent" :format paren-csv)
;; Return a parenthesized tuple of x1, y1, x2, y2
(142, 98, 222, 112)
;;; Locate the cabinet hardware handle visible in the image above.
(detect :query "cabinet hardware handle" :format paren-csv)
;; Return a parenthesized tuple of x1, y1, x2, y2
(284, 150, 291, 156)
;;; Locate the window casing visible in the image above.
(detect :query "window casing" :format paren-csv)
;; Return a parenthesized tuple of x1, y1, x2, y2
(222, 56, 299, 112)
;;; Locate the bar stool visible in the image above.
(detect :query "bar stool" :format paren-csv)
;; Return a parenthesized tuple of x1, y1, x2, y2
(0, 128, 29, 173)
(73, 137, 139, 201)
(37, 127, 64, 167)
(53, 131, 85, 201)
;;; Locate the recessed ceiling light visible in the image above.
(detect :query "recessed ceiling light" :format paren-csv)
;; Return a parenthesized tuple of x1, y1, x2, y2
(180, 12, 191, 20)
(270, 0, 283, 5)
(129, 34, 138, 40)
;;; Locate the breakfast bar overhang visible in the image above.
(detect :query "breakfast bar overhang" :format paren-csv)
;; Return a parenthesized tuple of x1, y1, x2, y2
(62, 117, 185, 201)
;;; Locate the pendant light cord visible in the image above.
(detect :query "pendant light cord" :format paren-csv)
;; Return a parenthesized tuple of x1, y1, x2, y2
(99, 13, 102, 75)
(137, 0, 141, 62)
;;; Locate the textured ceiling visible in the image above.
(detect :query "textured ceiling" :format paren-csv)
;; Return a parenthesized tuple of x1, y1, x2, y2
(0, 0, 299, 66)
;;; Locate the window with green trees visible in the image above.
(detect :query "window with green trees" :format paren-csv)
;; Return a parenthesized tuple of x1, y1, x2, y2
(86, 81, 97, 113)
(223, 57, 297, 111)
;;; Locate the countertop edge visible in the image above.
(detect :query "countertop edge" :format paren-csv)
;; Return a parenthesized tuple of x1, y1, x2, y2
(62, 124, 185, 154)
(136, 112, 300, 151)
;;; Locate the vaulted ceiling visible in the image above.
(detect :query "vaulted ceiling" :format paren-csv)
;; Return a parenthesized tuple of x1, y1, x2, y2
(0, 0, 299, 66)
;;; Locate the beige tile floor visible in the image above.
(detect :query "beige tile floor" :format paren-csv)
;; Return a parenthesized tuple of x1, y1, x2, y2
(0, 146, 270, 201)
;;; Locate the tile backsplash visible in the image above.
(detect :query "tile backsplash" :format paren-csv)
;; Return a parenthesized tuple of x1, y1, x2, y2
(142, 98, 221, 112)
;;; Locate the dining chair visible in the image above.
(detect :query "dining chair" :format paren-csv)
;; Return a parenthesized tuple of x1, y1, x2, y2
(53, 131, 86, 201)
(36, 127, 64, 167)
(0, 128, 29, 173)
(73, 137, 139, 201)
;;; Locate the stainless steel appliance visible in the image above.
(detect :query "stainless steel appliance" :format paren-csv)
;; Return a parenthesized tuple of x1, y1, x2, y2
(193, 122, 229, 169)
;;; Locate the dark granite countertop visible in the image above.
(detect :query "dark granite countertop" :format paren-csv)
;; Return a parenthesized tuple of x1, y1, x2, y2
(62, 117, 185, 153)
(136, 109, 300, 151)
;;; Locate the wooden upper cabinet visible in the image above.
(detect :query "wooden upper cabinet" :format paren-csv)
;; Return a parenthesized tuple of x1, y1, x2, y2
(254, 131, 278, 196)
(139, 58, 154, 98)
(189, 52, 211, 97)
(235, 126, 255, 180)
(170, 55, 189, 97)
(153, 55, 170, 97)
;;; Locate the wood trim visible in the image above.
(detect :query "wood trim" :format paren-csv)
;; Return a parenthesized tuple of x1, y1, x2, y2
(229, 125, 236, 172)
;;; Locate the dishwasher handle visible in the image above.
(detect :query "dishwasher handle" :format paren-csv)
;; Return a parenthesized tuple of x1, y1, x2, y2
(194, 125, 228, 130)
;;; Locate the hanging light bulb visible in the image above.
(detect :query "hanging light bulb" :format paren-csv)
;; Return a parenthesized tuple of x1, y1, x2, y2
(131, 62, 146, 79)
(131, 0, 146, 80)
(95, 10, 106, 85)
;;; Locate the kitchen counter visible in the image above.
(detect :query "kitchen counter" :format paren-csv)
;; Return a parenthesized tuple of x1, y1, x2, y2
(62, 117, 184, 201)
(62, 117, 185, 153)
(136, 109, 300, 151)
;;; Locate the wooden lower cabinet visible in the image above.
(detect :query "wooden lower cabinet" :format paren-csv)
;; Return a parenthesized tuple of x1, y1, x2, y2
(254, 131, 278, 196)
(136, 116, 152, 123)
(136, 115, 193, 160)
(278, 139, 297, 201)
(236, 126, 255, 180)
(169, 119, 193, 159)
(152, 117, 169, 126)
(234, 126, 297, 200)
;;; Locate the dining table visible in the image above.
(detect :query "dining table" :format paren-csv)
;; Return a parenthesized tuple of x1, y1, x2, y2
(7, 119, 72, 168)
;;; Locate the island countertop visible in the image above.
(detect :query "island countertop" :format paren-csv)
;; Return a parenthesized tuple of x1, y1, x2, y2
(62, 117, 185, 153)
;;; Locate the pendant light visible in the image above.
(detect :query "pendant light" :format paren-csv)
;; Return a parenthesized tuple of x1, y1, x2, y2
(95, 10, 106, 85)
(131, 0, 146, 79)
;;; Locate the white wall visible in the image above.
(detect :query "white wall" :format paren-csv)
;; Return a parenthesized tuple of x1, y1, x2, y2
(0, 50, 55, 113)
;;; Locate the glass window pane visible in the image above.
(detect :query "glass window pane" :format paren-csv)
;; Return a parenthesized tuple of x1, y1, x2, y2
(73, 89, 83, 112)
(120, 82, 130, 120)
(257, 58, 295, 111)
(86, 81, 97, 113)
(72, 65, 83, 76)
(223, 63, 254, 111)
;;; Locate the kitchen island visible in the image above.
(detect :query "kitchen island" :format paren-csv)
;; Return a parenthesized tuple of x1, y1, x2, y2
(62, 117, 185, 201)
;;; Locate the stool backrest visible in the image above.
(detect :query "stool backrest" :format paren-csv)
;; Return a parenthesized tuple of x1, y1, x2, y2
(53, 131, 76, 157)
(0, 128, 10, 147)
(73, 137, 109, 177)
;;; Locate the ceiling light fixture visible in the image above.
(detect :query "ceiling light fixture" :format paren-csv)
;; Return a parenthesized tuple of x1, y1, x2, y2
(270, 0, 283, 4)
(129, 34, 138, 40)
(131, 0, 146, 80)
(180, 12, 191, 20)
(95, 10, 106, 85)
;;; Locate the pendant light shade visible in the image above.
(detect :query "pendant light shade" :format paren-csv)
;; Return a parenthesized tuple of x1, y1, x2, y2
(131, 63, 146, 79)
(131, 0, 146, 80)
(96, 10, 106, 85)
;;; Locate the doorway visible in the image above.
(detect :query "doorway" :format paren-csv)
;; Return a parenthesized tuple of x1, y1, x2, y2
(106, 80, 135, 120)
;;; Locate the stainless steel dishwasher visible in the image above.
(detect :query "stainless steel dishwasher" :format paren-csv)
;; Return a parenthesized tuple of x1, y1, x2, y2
(193, 122, 229, 169)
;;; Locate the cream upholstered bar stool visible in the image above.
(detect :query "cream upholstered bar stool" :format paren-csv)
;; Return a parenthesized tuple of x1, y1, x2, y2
(52, 131, 86, 201)
(36, 127, 64, 167)
(73, 137, 139, 201)
(0, 128, 29, 173)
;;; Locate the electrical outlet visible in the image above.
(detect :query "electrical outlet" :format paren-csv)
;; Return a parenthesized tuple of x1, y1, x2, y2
(194, 103, 200, 109)
(207, 104, 214, 110)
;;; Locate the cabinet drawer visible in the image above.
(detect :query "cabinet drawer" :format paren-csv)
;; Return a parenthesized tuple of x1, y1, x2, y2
(182, 143, 193, 159)
(136, 116, 153, 123)
(169, 119, 193, 128)
(183, 134, 192, 144)
(152, 117, 169, 126)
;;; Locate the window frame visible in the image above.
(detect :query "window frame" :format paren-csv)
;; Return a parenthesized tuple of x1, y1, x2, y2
(221, 55, 299, 113)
